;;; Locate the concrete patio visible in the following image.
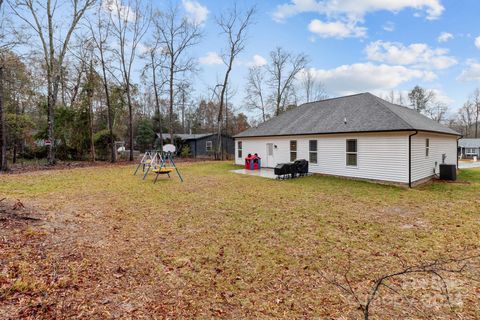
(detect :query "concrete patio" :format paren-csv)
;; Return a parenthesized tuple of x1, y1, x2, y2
(230, 168, 277, 179)
(459, 160, 480, 169)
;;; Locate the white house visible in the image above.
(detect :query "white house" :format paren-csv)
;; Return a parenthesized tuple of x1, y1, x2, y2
(458, 138, 480, 159)
(234, 93, 460, 187)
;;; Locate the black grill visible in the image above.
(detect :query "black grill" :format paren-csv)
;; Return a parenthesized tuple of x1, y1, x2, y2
(274, 163, 291, 176)
(294, 159, 308, 175)
(275, 160, 308, 179)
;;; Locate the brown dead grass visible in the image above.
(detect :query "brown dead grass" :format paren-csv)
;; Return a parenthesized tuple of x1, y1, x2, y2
(0, 162, 479, 319)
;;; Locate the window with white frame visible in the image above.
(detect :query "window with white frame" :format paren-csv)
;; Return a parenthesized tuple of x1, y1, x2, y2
(425, 139, 430, 157)
(309, 140, 317, 164)
(237, 141, 242, 158)
(290, 140, 297, 162)
(206, 140, 213, 152)
(346, 139, 357, 166)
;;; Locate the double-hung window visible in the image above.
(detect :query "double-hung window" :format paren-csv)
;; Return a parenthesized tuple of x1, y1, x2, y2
(237, 141, 242, 158)
(290, 140, 297, 162)
(309, 140, 318, 164)
(425, 139, 430, 157)
(346, 139, 357, 167)
(206, 140, 213, 152)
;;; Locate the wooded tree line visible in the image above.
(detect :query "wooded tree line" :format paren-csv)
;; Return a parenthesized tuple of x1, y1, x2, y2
(0, 0, 259, 170)
(1, 0, 479, 172)
(382, 86, 480, 138)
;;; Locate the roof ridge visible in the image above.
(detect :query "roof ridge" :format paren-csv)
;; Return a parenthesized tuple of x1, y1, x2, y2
(303, 92, 368, 106)
(370, 94, 415, 130)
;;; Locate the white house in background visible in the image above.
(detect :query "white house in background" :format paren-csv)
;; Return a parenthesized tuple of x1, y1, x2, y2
(458, 138, 480, 159)
(234, 93, 461, 187)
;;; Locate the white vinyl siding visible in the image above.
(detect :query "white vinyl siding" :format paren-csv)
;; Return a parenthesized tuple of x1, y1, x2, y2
(411, 133, 457, 183)
(235, 132, 410, 183)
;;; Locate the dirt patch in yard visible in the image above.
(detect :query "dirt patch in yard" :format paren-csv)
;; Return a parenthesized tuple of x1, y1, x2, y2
(0, 163, 479, 319)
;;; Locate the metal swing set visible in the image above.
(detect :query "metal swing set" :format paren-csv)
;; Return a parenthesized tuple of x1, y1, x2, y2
(133, 144, 184, 183)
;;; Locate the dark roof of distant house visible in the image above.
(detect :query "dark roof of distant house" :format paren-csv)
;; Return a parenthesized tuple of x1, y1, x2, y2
(156, 133, 213, 140)
(458, 138, 480, 148)
(235, 92, 460, 138)
(156, 133, 233, 140)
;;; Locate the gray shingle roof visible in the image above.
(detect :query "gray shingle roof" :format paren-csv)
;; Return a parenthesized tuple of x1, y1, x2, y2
(156, 133, 214, 140)
(458, 138, 480, 148)
(235, 93, 460, 138)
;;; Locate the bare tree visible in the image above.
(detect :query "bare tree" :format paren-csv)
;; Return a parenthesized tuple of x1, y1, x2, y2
(244, 66, 267, 122)
(268, 47, 308, 116)
(0, 56, 5, 171)
(408, 85, 435, 113)
(470, 88, 480, 138)
(154, 3, 201, 144)
(458, 100, 475, 137)
(215, 4, 255, 159)
(88, 2, 116, 162)
(425, 101, 448, 123)
(148, 45, 166, 148)
(177, 81, 191, 132)
(107, 0, 150, 161)
(299, 68, 327, 103)
(9, 0, 95, 164)
(0, 1, 7, 171)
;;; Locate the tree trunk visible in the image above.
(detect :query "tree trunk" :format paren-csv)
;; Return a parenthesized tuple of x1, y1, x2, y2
(99, 47, 115, 163)
(0, 61, 7, 171)
(169, 61, 174, 145)
(126, 84, 133, 161)
(152, 61, 163, 150)
(87, 60, 95, 162)
(217, 52, 234, 161)
(47, 76, 59, 165)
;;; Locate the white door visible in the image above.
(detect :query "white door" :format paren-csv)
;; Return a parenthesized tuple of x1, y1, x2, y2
(266, 143, 274, 167)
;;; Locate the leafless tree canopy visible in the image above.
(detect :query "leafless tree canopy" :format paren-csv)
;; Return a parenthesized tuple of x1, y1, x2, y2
(299, 68, 328, 103)
(9, 0, 96, 164)
(153, 3, 202, 144)
(214, 3, 255, 159)
(107, 0, 150, 161)
(267, 47, 308, 116)
(244, 66, 268, 122)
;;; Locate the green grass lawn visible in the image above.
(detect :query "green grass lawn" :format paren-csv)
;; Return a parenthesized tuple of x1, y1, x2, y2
(0, 162, 479, 319)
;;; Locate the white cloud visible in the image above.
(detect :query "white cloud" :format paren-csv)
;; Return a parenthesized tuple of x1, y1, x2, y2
(437, 32, 453, 43)
(475, 36, 480, 49)
(304, 63, 435, 96)
(366, 41, 457, 70)
(182, 0, 209, 25)
(273, 0, 444, 22)
(248, 54, 268, 67)
(458, 59, 480, 82)
(102, 0, 135, 22)
(308, 19, 366, 38)
(199, 52, 223, 65)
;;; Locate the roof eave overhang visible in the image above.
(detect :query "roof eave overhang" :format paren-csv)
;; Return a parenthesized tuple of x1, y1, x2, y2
(234, 129, 461, 139)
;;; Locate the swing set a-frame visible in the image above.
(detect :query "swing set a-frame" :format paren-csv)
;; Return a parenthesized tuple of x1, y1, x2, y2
(133, 144, 184, 183)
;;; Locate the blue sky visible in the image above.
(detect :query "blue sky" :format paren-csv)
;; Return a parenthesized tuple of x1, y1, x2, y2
(9, 0, 480, 120)
(176, 0, 480, 118)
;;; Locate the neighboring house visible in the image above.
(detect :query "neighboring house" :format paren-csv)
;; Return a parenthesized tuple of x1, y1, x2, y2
(157, 133, 234, 158)
(458, 139, 480, 159)
(234, 93, 460, 187)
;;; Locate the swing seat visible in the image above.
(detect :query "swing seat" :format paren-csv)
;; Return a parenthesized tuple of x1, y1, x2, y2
(145, 159, 152, 164)
(153, 167, 174, 174)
